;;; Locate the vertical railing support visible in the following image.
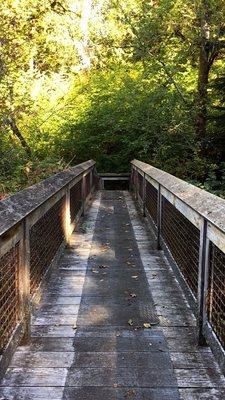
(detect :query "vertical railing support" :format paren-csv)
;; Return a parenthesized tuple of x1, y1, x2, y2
(82, 174, 86, 216)
(197, 218, 209, 345)
(64, 187, 71, 243)
(19, 219, 31, 344)
(143, 172, 146, 216)
(135, 168, 138, 200)
(90, 167, 93, 193)
(157, 184, 162, 250)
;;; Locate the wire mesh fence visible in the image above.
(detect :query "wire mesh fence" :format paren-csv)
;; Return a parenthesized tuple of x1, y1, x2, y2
(30, 197, 65, 295)
(138, 172, 143, 200)
(70, 179, 82, 223)
(161, 196, 200, 297)
(146, 180, 158, 224)
(208, 243, 225, 349)
(0, 243, 20, 353)
(83, 172, 90, 199)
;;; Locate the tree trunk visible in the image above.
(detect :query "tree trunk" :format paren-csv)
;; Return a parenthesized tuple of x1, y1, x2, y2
(8, 117, 32, 156)
(195, 45, 210, 154)
(80, 0, 92, 70)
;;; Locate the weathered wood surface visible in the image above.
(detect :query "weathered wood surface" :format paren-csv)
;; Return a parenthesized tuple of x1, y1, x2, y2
(0, 191, 225, 399)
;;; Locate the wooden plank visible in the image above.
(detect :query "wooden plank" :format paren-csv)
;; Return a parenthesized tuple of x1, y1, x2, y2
(175, 368, 225, 388)
(0, 387, 64, 400)
(179, 388, 225, 400)
(10, 351, 74, 368)
(1, 367, 68, 387)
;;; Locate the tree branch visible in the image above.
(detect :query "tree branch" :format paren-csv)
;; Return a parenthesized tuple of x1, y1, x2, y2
(7, 116, 32, 156)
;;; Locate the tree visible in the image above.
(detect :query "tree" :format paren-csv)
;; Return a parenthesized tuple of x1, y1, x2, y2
(114, 0, 225, 155)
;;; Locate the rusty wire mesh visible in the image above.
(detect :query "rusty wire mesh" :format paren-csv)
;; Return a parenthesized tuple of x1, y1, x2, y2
(0, 242, 20, 353)
(146, 180, 158, 224)
(138, 172, 143, 199)
(132, 168, 138, 192)
(85, 172, 91, 197)
(93, 169, 99, 190)
(70, 179, 82, 222)
(131, 167, 135, 187)
(161, 196, 200, 297)
(207, 243, 225, 349)
(30, 197, 65, 295)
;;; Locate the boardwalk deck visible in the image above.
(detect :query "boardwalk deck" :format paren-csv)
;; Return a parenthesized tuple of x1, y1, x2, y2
(1, 191, 225, 400)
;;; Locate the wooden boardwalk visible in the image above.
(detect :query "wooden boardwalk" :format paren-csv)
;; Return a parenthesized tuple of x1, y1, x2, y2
(1, 191, 225, 400)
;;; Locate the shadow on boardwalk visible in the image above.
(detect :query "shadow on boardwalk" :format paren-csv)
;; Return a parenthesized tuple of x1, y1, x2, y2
(1, 191, 225, 400)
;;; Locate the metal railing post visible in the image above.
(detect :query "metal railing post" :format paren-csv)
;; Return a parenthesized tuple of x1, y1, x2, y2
(82, 174, 86, 215)
(19, 219, 31, 344)
(197, 218, 209, 345)
(143, 172, 146, 216)
(90, 167, 93, 192)
(157, 184, 162, 250)
(64, 187, 71, 243)
(135, 168, 138, 199)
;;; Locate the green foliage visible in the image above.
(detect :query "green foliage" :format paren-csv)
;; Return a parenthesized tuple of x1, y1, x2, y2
(1, 0, 225, 198)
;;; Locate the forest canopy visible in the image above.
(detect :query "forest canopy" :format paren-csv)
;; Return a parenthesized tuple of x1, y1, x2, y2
(1, 0, 225, 197)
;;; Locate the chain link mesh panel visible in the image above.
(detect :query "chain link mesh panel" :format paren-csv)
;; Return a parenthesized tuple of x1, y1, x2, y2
(93, 169, 99, 190)
(146, 181, 158, 224)
(131, 167, 135, 187)
(208, 243, 225, 349)
(70, 179, 82, 223)
(161, 196, 200, 297)
(138, 172, 143, 199)
(0, 242, 20, 353)
(30, 197, 65, 295)
(132, 168, 138, 191)
(84, 172, 91, 198)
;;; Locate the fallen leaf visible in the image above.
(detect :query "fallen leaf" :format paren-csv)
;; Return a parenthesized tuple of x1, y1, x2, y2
(128, 319, 133, 326)
(143, 323, 151, 329)
(100, 245, 108, 252)
(91, 268, 99, 274)
(134, 326, 142, 330)
(125, 389, 136, 398)
(127, 261, 135, 268)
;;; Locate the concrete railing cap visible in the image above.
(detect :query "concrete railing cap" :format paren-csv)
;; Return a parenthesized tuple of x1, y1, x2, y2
(132, 159, 225, 233)
(0, 160, 95, 237)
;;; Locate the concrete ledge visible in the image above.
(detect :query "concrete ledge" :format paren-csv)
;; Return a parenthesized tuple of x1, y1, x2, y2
(132, 159, 225, 233)
(0, 160, 95, 237)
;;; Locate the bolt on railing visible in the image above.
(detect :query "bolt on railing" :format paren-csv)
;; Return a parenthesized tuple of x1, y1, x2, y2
(0, 160, 98, 378)
(131, 159, 225, 373)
